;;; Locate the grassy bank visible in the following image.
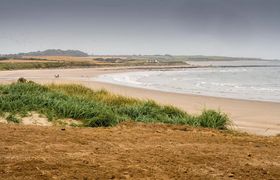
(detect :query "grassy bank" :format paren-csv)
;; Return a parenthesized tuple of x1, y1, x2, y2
(0, 80, 230, 129)
(0, 56, 188, 71)
(0, 61, 100, 70)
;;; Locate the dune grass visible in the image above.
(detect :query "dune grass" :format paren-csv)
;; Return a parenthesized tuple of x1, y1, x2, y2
(6, 114, 21, 123)
(0, 80, 230, 129)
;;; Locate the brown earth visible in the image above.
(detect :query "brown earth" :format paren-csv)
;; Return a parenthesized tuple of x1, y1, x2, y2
(0, 122, 279, 179)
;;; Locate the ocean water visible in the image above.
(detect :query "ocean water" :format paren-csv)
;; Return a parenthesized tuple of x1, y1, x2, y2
(95, 62, 280, 102)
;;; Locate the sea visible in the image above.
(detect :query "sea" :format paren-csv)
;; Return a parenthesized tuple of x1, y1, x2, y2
(95, 60, 280, 102)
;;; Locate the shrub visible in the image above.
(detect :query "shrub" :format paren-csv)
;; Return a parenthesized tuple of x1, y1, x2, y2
(17, 77, 27, 83)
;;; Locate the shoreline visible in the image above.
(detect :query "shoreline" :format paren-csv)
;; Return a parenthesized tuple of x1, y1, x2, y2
(94, 77, 280, 104)
(94, 66, 280, 103)
(0, 67, 280, 136)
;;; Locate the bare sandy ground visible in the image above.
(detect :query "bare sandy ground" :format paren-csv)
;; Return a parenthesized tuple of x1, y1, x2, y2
(0, 122, 279, 179)
(0, 67, 280, 136)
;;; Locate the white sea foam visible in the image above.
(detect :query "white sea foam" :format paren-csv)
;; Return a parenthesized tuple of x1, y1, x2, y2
(95, 66, 280, 102)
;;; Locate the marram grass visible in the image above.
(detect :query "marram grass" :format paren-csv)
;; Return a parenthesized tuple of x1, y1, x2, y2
(0, 79, 230, 129)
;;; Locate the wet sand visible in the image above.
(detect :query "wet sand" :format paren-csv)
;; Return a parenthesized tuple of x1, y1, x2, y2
(0, 67, 279, 136)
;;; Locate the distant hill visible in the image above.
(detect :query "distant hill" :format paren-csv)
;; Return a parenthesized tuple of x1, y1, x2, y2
(17, 49, 89, 57)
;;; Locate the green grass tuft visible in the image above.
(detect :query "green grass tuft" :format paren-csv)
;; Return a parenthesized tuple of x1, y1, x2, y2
(197, 110, 230, 129)
(0, 80, 230, 129)
(6, 114, 21, 123)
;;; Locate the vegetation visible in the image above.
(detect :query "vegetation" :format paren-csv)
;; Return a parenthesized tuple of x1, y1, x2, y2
(0, 79, 230, 129)
(0, 53, 190, 71)
(17, 57, 48, 61)
(0, 57, 186, 71)
(17, 49, 89, 57)
(0, 57, 9, 61)
(0, 61, 99, 70)
(6, 114, 21, 123)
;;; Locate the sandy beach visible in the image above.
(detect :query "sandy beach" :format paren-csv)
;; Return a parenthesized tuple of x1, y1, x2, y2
(0, 67, 280, 136)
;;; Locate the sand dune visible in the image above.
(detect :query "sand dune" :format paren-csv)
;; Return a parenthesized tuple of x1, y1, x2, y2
(0, 67, 279, 136)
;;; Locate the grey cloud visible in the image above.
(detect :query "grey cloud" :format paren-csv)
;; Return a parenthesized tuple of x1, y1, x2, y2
(0, 0, 280, 59)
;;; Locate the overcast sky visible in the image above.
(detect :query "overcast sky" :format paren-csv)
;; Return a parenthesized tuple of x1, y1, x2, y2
(1, 0, 280, 59)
